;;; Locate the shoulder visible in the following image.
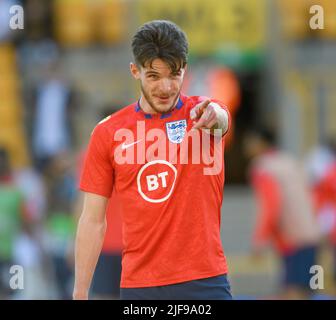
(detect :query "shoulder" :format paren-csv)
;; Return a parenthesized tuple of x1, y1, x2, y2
(91, 103, 137, 137)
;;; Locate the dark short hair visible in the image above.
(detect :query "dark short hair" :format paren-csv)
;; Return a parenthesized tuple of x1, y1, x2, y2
(131, 20, 188, 73)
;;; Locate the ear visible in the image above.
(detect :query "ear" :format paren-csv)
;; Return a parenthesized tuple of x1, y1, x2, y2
(130, 62, 140, 80)
(180, 64, 187, 77)
(183, 64, 188, 74)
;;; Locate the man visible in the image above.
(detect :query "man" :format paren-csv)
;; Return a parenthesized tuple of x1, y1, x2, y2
(31, 55, 76, 173)
(0, 148, 25, 299)
(244, 128, 321, 299)
(73, 20, 231, 300)
(312, 145, 336, 289)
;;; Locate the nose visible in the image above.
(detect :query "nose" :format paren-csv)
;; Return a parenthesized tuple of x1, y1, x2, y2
(158, 78, 172, 93)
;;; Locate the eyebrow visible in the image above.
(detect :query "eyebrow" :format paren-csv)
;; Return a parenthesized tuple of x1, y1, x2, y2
(146, 70, 182, 75)
(145, 71, 160, 75)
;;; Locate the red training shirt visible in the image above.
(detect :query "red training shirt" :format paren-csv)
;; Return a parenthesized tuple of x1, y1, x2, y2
(80, 94, 230, 287)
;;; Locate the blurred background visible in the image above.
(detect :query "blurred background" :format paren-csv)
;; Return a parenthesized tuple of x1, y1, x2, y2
(0, 0, 336, 299)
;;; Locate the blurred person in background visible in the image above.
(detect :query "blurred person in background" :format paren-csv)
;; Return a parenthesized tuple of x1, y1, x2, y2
(306, 138, 336, 187)
(309, 139, 336, 291)
(11, 166, 51, 299)
(0, 147, 26, 299)
(44, 152, 77, 299)
(13, 166, 47, 224)
(12, 224, 50, 299)
(30, 53, 77, 173)
(306, 138, 336, 238)
(0, 154, 52, 300)
(243, 127, 321, 299)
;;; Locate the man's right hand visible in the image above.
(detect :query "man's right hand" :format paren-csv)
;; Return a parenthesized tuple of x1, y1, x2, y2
(73, 290, 89, 300)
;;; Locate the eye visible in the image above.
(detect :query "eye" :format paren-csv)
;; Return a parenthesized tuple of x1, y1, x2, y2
(148, 74, 159, 80)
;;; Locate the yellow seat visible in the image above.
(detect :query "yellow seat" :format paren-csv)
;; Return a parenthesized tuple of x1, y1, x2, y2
(53, 0, 94, 46)
(0, 104, 22, 127)
(96, 0, 127, 44)
(0, 127, 30, 168)
(0, 75, 20, 102)
(277, 0, 310, 40)
(0, 44, 17, 77)
(319, 0, 336, 39)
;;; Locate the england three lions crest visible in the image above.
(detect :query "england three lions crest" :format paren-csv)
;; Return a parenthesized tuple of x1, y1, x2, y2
(165, 119, 187, 144)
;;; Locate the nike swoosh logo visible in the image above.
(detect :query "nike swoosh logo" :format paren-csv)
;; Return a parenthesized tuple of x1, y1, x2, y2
(121, 140, 142, 150)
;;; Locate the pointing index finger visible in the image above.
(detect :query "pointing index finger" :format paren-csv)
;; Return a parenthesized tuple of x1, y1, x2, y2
(190, 99, 211, 120)
(198, 99, 211, 115)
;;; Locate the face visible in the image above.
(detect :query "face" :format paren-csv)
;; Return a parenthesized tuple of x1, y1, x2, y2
(130, 58, 186, 114)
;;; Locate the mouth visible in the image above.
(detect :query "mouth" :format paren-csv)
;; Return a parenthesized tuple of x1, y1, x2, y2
(155, 95, 171, 103)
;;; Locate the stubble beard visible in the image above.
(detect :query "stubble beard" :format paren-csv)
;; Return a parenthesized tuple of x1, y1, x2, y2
(140, 83, 180, 114)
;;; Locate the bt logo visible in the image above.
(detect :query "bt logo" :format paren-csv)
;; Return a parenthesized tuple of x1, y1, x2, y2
(137, 160, 177, 203)
(146, 171, 169, 191)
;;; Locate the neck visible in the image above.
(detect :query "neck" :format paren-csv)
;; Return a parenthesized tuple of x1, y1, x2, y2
(139, 95, 179, 114)
(139, 96, 155, 114)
